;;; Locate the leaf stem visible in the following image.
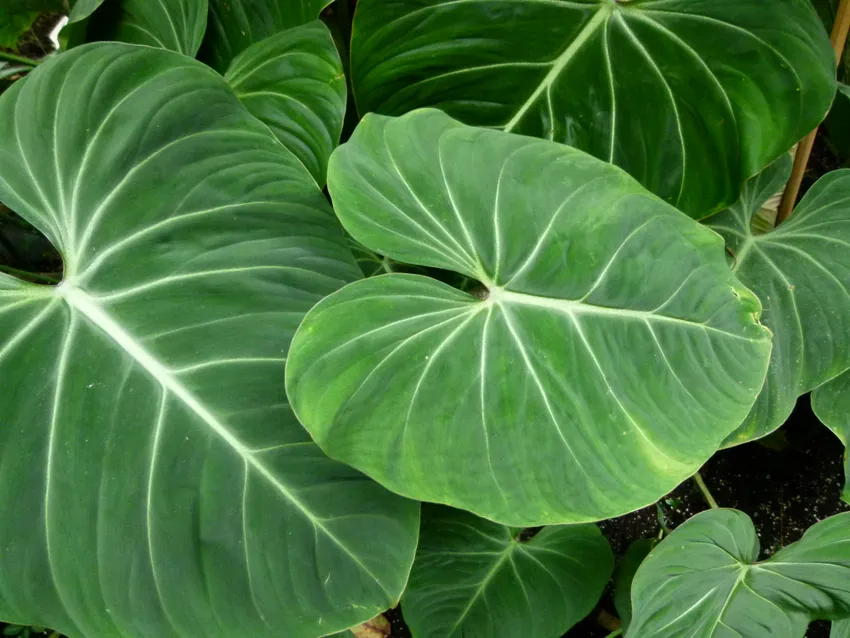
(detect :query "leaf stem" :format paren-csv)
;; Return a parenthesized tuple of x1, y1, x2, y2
(0, 264, 59, 284)
(604, 630, 623, 638)
(693, 471, 719, 509)
(0, 50, 39, 67)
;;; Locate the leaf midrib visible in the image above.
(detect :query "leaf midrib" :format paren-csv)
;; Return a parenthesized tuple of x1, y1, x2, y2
(56, 283, 390, 594)
(489, 287, 762, 342)
(447, 543, 515, 636)
(503, 5, 611, 132)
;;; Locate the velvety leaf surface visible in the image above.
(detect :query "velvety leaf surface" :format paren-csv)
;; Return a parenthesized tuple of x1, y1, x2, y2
(202, 0, 333, 73)
(225, 21, 346, 186)
(286, 109, 772, 526)
(813, 371, 850, 504)
(402, 505, 612, 638)
(834, 619, 850, 638)
(629, 509, 850, 638)
(707, 161, 850, 445)
(0, 43, 418, 638)
(350, 0, 835, 218)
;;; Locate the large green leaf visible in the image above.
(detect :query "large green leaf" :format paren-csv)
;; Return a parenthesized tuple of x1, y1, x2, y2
(834, 619, 850, 638)
(0, 43, 418, 638)
(225, 21, 346, 186)
(286, 108, 772, 526)
(706, 162, 850, 445)
(813, 371, 850, 504)
(628, 509, 850, 638)
(201, 0, 333, 73)
(402, 505, 612, 638)
(349, 0, 835, 219)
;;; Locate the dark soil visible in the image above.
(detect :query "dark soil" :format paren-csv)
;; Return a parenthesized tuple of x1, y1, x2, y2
(384, 607, 412, 638)
(7, 12, 63, 61)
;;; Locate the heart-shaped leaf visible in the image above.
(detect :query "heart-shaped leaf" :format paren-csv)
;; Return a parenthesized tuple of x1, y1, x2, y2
(225, 21, 346, 186)
(0, 43, 418, 638)
(349, 0, 835, 218)
(286, 108, 772, 526)
(629, 509, 850, 638)
(706, 162, 850, 445)
(402, 505, 612, 638)
(202, 0, 333, 73)
(813, 371, 850, 504)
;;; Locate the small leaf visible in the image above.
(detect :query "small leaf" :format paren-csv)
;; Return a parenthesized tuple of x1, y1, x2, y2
(225, 21, 346, 186)
(629, 509, 850, 637)
(813, 371, 850, 504)
(108, 0, 208, 56)
(201, 0, 334, 73)
(402, 505, 612, 638)
(68, 0, 105, 22)
(707, 161, 850, 445)
(80, 0, 209, 56)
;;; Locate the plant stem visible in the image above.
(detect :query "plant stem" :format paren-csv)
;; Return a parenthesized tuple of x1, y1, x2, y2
(0, 264, 59, 284)
(693, 471, 719, 509)
(604, 630, 623, 638)
(0, 50, 39, 67)
(778, 0, 850, 223)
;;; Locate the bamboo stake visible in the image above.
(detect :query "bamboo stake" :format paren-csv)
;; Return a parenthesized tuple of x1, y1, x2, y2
(778, 0, 850, 224)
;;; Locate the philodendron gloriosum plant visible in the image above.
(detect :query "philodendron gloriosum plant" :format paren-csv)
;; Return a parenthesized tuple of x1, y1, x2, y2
(0, 0, 849, 637)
